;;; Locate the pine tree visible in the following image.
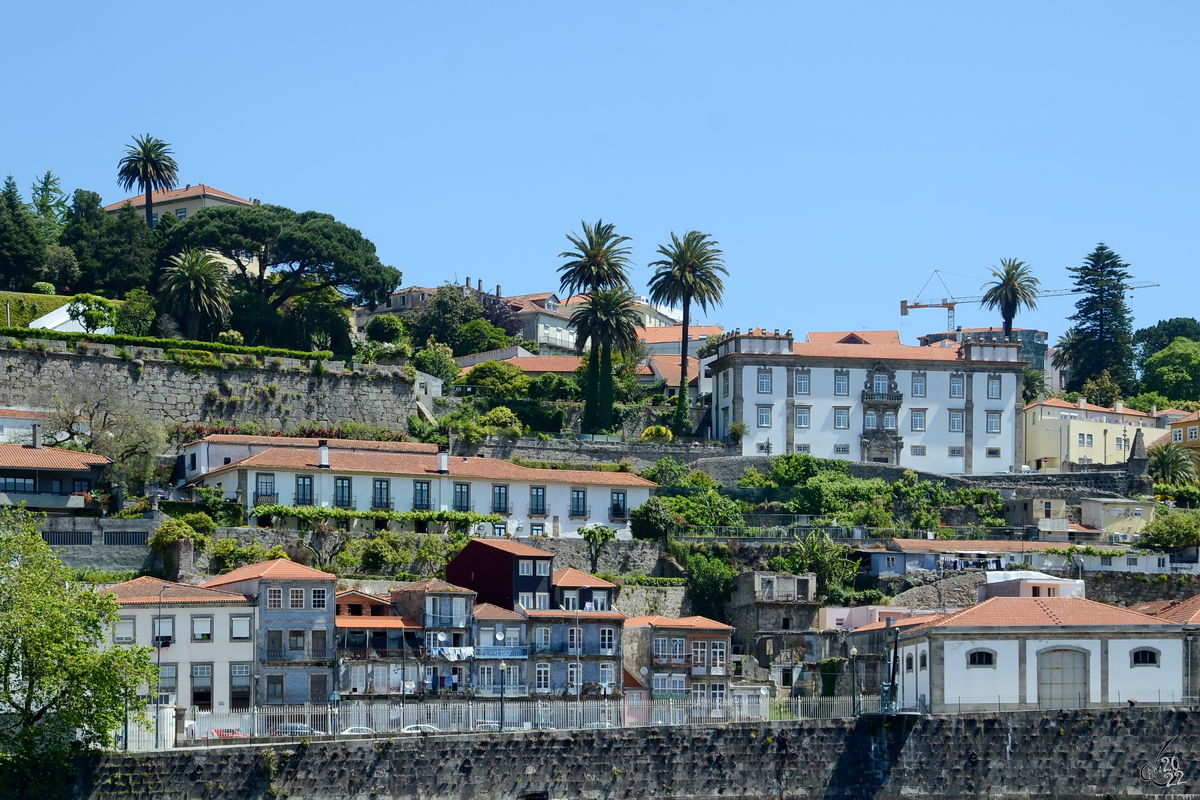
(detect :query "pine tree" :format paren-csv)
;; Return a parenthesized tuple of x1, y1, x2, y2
(0, 175, 47, 290)
(1066, 243, 1136, 392)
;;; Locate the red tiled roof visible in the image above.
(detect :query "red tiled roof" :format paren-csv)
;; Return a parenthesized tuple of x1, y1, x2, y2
(636, 325, 724, 345)
(206, 448, 657, 487)
(473, 602, 526, 620)
(501, 356, 582, 374)
(195, 434, 436, 453)
(790, 341, 967, 363)
(391, 578, 475, 594)
(525, 608, 627, 620)
(504, 293, 568, 319)
(335, 615, 420, 629)
(1024, 398, 1152, 418)
(202, 559, 335, 588)
(0, 443, 111, 471)
(847, 614, 943, 634)
(909, 597, 1172, 629)
(1149, 432, 1173, 450)
(1153, 594, 1200, 624)
(104, 183, 253, 211)
(0, 408, 53, 419)
(623, 615, 733, 631)
(552, 568, 615, 589)
(806, 331, 902, 346)
(1131, 600, 1179, 616)
(890, 539, 1090, 554)
(1157, 408, 1192, 417)
(335, 589, 390, 605)
(104, 576, 250, 605)
(1170, 410, 1200, 425)
(646, 355, 700, 387)
(465, 539, 554, 558)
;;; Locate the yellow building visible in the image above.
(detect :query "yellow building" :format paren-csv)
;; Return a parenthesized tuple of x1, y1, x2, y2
(1022, 398, 1158, 471)
(1166, 410, 1200, 453)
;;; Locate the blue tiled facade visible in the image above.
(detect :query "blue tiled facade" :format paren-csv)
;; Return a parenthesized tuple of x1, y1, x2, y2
(256, 578, 338, 705)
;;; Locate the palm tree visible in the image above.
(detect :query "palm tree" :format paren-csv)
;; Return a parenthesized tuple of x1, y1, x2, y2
(980, 258, 1040, 338)
(1051, 328, 1080, 386)
(116, 134, 180, 228)
(1148, 443, 1199, 486)
(159, 249, 232, 340)
(569, 287, 641, 432)
(647, 231, 727, 430)
(557, 220, 633, 430)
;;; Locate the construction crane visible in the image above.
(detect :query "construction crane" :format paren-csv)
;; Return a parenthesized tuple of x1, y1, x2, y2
(900, 270, 1159, 330)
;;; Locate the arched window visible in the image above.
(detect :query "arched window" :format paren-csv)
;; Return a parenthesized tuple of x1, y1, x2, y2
(967, 649, 996, 668)
(1131, 648, 1160, 667)
(905, 654, 914, 672)
(919, 652, 928, 671)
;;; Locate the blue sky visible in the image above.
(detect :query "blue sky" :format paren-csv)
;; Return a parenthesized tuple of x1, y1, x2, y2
(6, 2, 1198, 343)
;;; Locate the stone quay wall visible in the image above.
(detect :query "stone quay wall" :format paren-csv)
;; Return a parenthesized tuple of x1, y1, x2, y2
(0, 342, 423, 429)
(76, 708, 1200, 799)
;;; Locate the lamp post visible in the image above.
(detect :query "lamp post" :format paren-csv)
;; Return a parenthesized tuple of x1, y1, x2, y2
(154, 583, 170, 749)
(329, 691, 341, 739)
(849, 646, 859, 716)
(499, 660, 507, 733)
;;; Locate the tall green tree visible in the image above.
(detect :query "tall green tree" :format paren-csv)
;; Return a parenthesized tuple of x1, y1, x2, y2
(59, 189, 110, 290)
(116, 134, 180, 228)
(1079, 368, 1122, 408)
(168, 204, 400, 309)
(406, 284, 486, 352)
(1134, 318, 1200, 375)
(647, 231, 728, 432)
(0, 176, 47, 290)
(1051, 327, 1080, 382)
(1142, 338, 1200, 402)
(1066, 244, 1136, 392)
(99, 204, 157, 296)
(0, 507, 156, 798)
(557, 220, 633, 431)
(159, 248, 233, 339)
(26, 171, 68, 245)
(980, 258, 1040, 338)
(569, 287, 641, 432)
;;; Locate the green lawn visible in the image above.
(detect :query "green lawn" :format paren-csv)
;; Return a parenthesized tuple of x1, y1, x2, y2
(0, 291, 72, 327)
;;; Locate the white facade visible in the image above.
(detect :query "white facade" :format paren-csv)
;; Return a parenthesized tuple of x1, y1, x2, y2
(711, 331, 1024, 474)
(180, 436, 438, 483)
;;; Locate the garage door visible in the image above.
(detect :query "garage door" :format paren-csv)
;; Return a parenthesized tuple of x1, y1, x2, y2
(1037, 648, 1087, 709)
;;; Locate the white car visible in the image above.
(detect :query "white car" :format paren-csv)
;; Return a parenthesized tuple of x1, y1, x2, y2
(340, 727, 376, 736)
(401, 724, 441, 734)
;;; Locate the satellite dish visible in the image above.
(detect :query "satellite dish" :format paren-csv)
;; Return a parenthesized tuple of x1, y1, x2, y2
(639, 667, 648, 676)
(495, 629, 505, 642)
(437, 632, 447, 643)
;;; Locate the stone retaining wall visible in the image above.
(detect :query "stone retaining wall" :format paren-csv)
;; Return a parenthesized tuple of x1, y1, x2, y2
(469, 436, 736, 469)
(76, 708, 1200, 799)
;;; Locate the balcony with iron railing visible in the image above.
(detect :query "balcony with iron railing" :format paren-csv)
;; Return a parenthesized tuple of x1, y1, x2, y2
(264, 647, 336, 662)
(691, 661, 728, 677)
(652, 654, 691, 667)
(425, 613, 472, 628)
(568, 505, 590, 519)
(452, 500, 474, 512)
(254, 491, 277, 505)
(475, 683, 529, 697)
(333, 494, 357, 510)
(491, 502, 513, 515)
(474, 646, 530, 659)
(609, 504, 629, 521)
(529, 503, 549, 517)
(534, 643, 622, 657)
(338, 647, 424, 661)
(371, 497, 394, 510)
(412, 499, 432, 511)
(861, 390, 904, 406)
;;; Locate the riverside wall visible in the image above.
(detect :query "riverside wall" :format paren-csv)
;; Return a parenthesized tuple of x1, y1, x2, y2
(76, 708, 1200, 799)
(0, 341, 424, 428)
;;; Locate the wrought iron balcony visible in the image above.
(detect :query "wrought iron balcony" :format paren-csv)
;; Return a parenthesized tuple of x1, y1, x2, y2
(492, 502, 513, 515)
(254, 492, 277, 505)
(568, 505, 590, 519)
(529, 503, 549, 517)
(609, 505, 629, 520)
(371, 497, 394, 510)
(263, 647, 335, 662)
(412, 500, 432, 511)
(474, 646, 530, 659)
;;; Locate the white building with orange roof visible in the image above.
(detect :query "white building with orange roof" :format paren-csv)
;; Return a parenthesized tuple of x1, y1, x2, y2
(636, 323, 724, 357)
(103, 183, 257, 226)
(195, 442, 656, 536)
(103, 576, 256, 712)
(711, 328, 1026, 473)
(895, 596, 1184, 713)
(1022, 396, 1159, 471)
(179, 433, 437, 483)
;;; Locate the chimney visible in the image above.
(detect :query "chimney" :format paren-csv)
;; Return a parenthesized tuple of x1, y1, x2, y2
(318, 439, 330, 469)
(477, 278, 482, 292)
(465, 275, 471, 288)
(1151, 404, 1158, 417)
(1114, 401, 1124, 414)
(1078, 397, 1087, 410)
(437, 450, 449, 474)
(31, 423, 41, 449)
(496, 284, 502, 297)
(955, 326, 963, 343)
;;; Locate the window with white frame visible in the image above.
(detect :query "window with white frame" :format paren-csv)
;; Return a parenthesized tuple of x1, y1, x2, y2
(986, 412, 1001, 433)
(834, 444, 850, 455)
(599, 662, 615, 687)
(795, 443, 810, 453)
(757, 406, 772, 427)
(884, 411, 896, 429)
(1078, 433, 1086, 447)
(834, 408, 849, 429)
(536, 560, 549, 576)
(519, 559, 533, 576)
(535, 663, 550, 690)
(115, 618, 135, 644)
(948, 446, 965, 457)
(864, 411, 877, 429)
(722, 372, 729, 398)
(834, 372, 849, 395)
(949, 374, 965, 398)
(267, 588, 282, 609)
(1191, 426, 1199, 441)
(949, 410, 964, 432)
(289, 589, 304, 609)
(567, 663, 581, 687)
(191, 616, 212, 642)
(535, 627, 551, 648)
(599, 627, 615, 654)
(1174, 429, 1184, 443)
(987, 376, 1002, 399)
(536, 592, 549, 609)
(567, 627, 582, 653)
(911, 445, 926, 456)
(518, 592, 533, 608)
(231, 616, 251, 640)
(873, 374, 889, 394)
(795, 370, 810, 394)
(795, 407, 810, 428)
(757, 369, 772, 393)
(912, 374, 926, 397)
(1086, 434, 1094, 447)
(652, 674, 668, 692)
(653, 637, 668, 657)
(911, 410, 926, 431)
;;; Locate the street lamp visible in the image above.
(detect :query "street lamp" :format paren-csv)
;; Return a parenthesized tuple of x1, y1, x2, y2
(154, 583, 170, 749)
(499, 660, 507, 733)
(329, 691, 341, 738)
(849, 646, 859, 716)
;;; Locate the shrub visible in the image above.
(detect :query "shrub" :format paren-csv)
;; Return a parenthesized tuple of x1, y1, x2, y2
(176, 512, 217, 537)
(366, 314, 406, 344)
(727, 422, 748, 444)
(641, 425, 673, 443)
(30, 282, 55, 295)
(149, 518, 208, 552)
(217, 330, 245, 345)
(0, 325, 329, 361)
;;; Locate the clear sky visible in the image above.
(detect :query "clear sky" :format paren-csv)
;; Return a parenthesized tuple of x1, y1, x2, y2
(5, 2, 1197, 343)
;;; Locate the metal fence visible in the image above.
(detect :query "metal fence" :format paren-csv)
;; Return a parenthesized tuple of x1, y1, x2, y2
(118, 695, 881, 750)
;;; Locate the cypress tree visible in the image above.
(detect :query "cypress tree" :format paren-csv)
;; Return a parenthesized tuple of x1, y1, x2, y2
(0, 175, 47, 290)
(1066, 243, 1136, 392)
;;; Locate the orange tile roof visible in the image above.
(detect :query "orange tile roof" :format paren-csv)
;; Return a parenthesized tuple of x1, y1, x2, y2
(646, 355, 700, 387)
(1131, 600, 1179, 616)
(1154, 408, 1190, 417)
(1149, 432, 1173, 450)
(391, 578, 475, 595)
(465, 539, 555, 558)
(923, 327, 1035, 337)
(0, 443, 111, 471)
(623, 667, 646, 689)
(196, 434, 436, 453)
(806, 331, 902, 346)
(104, 183, 253, 211)
(206, 448, 657, 487)
(636, 325, 724, 345)
(334, 615, 420, 629)
(501, 355, 582, 374)
(335, 589, 391, 605)
(504, 293, 568, 319)
(909, 597, 1172, 629)
(890, 539, 1086, 554)
(0, 408, 53, 419)
(623, 614, 733, 631)
(847, 614, 943, 634)
(787, 341, 969, 363)
(1169, 410, 1200, 425)
(1152, 594, 1200, 624)
(473, 602, 526, 620)
(202, 559, 335, 588)
(104, 576, 250, 605)
(552, 568, 615, 589)
(525, 608, 627, 620)
(1024, 398, 1152, 418)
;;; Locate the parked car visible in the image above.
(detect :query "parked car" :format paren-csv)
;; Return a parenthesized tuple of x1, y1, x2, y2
(583, 721, 616, 729)
(473, 722, 501, 732)
(270, 723, 326, 737)
(209, 728, 250, 739)
(400, 724, 441, 734)
(340, 727, 376, 736)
